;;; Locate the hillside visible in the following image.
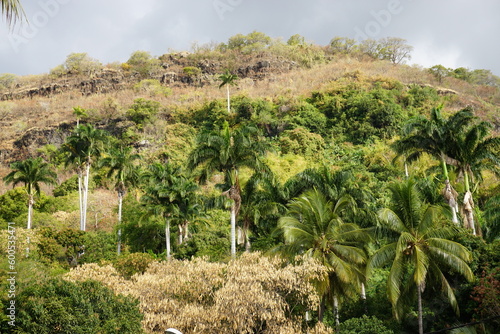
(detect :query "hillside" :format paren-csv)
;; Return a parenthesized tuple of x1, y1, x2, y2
(1, 46, 499, 168)
(1, 35, 500, 334)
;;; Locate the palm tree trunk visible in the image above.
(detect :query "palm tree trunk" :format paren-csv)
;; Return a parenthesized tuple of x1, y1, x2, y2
(333, 294, 340, 327)
(418, 284, 424, 334)
(361, 282, 367, 314)
(82, 162, 91, 231)
(318, 295, 326, 322)
(441, 157, 459, 224)
(165, 217, 171, 261)
(226, 85, 231, 113)
(463, 173, 476, 235)
(78, 170, 84, 230)
(27, 194, 34, 229)
(230, 204, 236, 258)
(117, 191, 123, 255)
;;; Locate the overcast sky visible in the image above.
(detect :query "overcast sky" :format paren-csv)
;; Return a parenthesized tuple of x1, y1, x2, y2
(1, 0, 499, 76)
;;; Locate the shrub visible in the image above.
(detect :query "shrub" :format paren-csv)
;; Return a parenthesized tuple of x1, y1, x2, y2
(125, 98, 161, 127)
(12, 278, 144, 333)
(114, 252, 155, 278)
(337, 315, 394, 334)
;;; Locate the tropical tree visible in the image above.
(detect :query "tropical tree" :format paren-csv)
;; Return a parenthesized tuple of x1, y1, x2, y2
(141, 163, 198, 260)
(3, 157, 57, 229)
(99, 145, 141, 254)
(278, 189, 370, 325)
(72, 106, 88, 127)
(368, 178, 474, 334)
(63, 124, 108, 231)
(392, 106, 476, 225)
(188, 121, 269, 257)
(445, 116, 500, 235)
(219, 70, 238, 114)
(1, 0, 24, 26)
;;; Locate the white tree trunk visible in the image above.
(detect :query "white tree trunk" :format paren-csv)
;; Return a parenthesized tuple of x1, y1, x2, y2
(27, 196, 33, 229)
(82, 162, 91, 231)
(226, 85, 231, 113)
(78, 171, 84, 230)
(165, 218, 171, 261)
(117, 192, 123, 255)
(230, 205, 236, 258)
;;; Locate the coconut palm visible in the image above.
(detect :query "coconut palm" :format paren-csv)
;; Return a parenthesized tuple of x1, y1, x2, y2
(279, 189, 370, 325)
(1, 0, 24, 26)
(3, 157, 57, 229)
(392, 106, 476, 225)
(188, 121, 269, 257)
(99, 145, 141, 254)
(368, 178, 474, 334)
(219, 69, 238, 114)
(63, 124, 108, 231)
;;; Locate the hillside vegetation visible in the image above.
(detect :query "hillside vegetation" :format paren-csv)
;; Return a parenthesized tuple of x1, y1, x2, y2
(1, 32, 499, 334)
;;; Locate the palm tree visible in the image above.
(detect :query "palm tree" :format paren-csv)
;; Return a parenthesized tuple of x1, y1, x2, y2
(63, 124, 108, 231)
(188, 121, 269, 257)
(392, 106, 476, 225)
(445, 117, 500, 235)
(368, 178, 474, 334)
(141, 163, 198, 260)
(279, 189, 370, 325)
(1, 0, 25, 26)
(3, 157, 57, 229)
(99, 145, 141, 254)
(72, 106, 88, 128)
(219, 69, 238, 114)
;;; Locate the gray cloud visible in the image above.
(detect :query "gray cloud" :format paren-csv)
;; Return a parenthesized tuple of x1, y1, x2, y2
(1, 0, 499, 76)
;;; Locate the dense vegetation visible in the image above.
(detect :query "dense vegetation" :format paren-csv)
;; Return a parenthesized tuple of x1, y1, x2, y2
(1, 32, 499, 333)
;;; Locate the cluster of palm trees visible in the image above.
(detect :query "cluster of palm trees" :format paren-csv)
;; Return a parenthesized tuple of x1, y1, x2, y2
(393, 105, 500, 236)
(3, 103, 498, 334)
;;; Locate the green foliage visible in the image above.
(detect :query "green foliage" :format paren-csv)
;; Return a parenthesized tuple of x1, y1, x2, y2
(183, 66, 202, 77)
(12, 278, 144, 333)
(133, 79, 172, 97)
(0, 73, 17, 90)
(337, 315, 394, 334)
(285, 101, 328, 135)
(279, 127, 325, 156)
(114, 252, 155, 278)
(125, 98, 161, 127)
(176, 209, 231, 262)
(0, 187, 27, 221)
(224, 31, 272, 54)
(80, 231, 119, 264)
(63, 52, 102, 75)
(125, 50, 161, 77)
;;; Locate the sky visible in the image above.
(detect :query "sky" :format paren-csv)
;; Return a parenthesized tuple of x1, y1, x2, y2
(1, 0, 499, 76)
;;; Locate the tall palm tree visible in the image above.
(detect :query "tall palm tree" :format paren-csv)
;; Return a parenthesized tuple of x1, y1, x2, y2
(279, 189, 370, 325)
(219, 69, 238, 114)
(141, 163, 197, 260)
(63, 124, 108, 231)
(392, 106, 476, 225)
(188, 121, 269, 257)
(99, 145, 141, 254)
(445, 118, 500, 235)
(368, 178, 474, 334)
(3, 157, 57, 229)
(1, 0, 25, 26)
